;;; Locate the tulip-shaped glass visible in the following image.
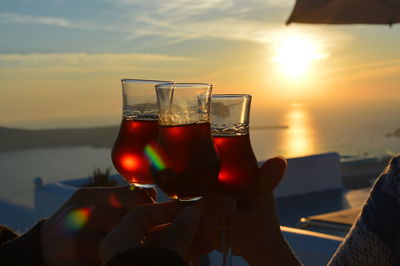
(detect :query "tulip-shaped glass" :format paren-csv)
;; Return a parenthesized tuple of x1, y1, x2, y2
(111, 79, 173, 188)
(151, 83, 220, 201)
(211, 94, 259, 194)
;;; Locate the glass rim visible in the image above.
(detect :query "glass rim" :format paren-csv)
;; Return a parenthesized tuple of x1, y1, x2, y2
(156, 83, 213, 89)
(211, 93, 252, 99)
(121, 78, 174, 84)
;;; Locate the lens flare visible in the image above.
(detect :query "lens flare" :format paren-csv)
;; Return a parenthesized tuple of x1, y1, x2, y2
(64, 206, 92, 233)
(144, 144, 165, 171)
(108, 194, 122, 208)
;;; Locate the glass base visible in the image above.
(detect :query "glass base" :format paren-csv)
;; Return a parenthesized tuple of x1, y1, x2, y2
(131, 183, 156, 188)
(175, 196, 203, 202)
(173, 196, 203, 207)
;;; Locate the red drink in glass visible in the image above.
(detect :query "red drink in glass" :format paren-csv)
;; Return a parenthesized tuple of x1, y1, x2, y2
(112, 118, 158, 187)
(151, 122, 220, 200)
(213, 133, 259, 194)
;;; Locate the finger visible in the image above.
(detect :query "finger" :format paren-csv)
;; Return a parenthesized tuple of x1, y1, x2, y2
(197, 214, 224, 236)
(51, 206, 127, 235)
(148, 223, 171, 236)
(146, 218, 216, 262)
(159, 206, 202, 258)
(121, 201, 179, 241)
(144, 223, 170, 246)
(230, 208, 263, 229)
(254, 156, 287, 196)
(83, 206, 128, 233)
(69, 186, 156, 210)
(43, 230, 103, 266)
(100, 202, 179, 263)
(74, 231, 104, 266)
(230, 199, 279, 231)
(196, 193, 236, 216)
(189, 234, 218, 261)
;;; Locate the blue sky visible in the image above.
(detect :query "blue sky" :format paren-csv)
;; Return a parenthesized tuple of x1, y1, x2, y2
(1, 0, 400, 128)
(0, 0, 289, 53)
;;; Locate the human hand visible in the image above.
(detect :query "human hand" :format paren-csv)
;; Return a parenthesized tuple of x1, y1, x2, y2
(196, 157, 300, 266)
(228, 156, 299, 265)
(100, 201, 190, 264)
(40, 186, 155, 266)
(99, 195, 236, 265)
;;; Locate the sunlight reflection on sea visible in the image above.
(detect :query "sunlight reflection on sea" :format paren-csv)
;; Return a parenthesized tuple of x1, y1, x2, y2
(250, 102, 400, 160)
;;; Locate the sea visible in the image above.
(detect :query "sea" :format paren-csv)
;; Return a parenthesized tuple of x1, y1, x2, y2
(1, 101, 400, 207)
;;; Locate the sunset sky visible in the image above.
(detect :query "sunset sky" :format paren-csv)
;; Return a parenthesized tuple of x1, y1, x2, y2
(1, 0, 400, 129)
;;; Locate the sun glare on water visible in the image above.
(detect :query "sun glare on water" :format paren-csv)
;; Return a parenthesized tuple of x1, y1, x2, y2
(272, 34, 327, 79)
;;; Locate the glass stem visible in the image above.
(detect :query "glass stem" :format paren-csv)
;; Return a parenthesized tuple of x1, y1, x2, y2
(222, 216, 232, 266)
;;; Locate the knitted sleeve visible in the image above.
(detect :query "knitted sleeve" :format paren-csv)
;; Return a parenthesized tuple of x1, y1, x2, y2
(329, 155, 400, 265)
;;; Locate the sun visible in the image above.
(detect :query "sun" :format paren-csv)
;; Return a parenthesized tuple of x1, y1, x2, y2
(272, 34, 327, 79)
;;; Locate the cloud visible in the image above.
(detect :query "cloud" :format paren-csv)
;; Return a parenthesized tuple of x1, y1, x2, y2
(108, 0, 292, 9)
(0, 12, 125, 32)
(126, 14, 352, 56)
(96, 0, 351, 49)
(0, 53, 192, 68)
(0, 12, 71, 27)
(0, 1, 351, 51)
(330, 58, 400, 82)
(101, 0, 298, 43)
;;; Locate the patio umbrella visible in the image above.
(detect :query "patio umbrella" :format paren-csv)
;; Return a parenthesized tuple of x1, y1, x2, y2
(286, 0, 400, 25)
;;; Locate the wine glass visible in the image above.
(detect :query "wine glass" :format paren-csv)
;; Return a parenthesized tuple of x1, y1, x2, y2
(211, 94, 259, 194)
(211, 94, 259, 265)
(111, 79, 173, 188)
(151, 83, 220, 201)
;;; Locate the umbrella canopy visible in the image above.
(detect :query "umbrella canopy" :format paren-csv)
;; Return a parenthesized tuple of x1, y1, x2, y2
(286, 0, 400, 25)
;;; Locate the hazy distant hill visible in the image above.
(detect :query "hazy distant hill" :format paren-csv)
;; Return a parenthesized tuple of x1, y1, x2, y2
(0, 123, 292, 152)
(0, 126, 119, 152)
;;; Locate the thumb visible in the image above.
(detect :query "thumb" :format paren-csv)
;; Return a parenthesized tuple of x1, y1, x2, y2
(255, 156, 287, 197)
(69, 186, 156, 210)
(159, 206, 201, 258)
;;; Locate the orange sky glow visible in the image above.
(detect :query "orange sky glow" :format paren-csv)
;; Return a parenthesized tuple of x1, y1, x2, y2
(1, 1, 400, 129)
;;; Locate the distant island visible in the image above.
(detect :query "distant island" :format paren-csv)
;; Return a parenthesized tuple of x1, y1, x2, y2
(0, 126, 119, 152)
(386, 128, 400, 138)
(0, 124, 289, 152)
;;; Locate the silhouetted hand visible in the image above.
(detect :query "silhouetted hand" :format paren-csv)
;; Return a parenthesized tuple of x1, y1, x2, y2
(99, 194, 236, 265)
(228, 156, 300, 265)
(192, 157, 301, 266)
(40, 186, 155, 266)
